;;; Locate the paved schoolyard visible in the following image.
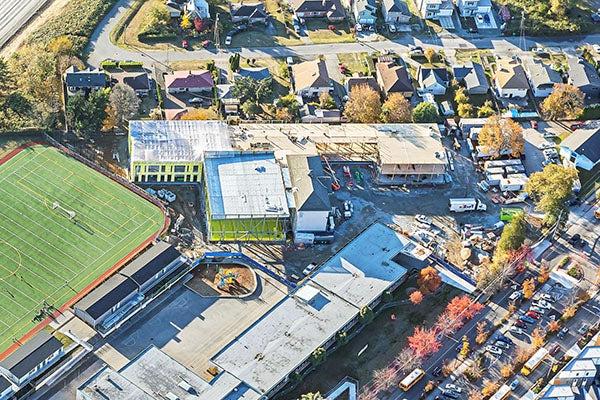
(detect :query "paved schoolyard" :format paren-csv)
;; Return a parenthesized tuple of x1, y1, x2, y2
(101, 271, 287, 375)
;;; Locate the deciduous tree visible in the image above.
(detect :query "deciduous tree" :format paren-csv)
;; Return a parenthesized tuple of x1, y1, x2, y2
(460, 335, 470, 357)
(531, 327, 545, 349)
(541, 83, 583, 120)
(319, 92, 336, 110)
(499, 362, 513, 378)
(108, 83, 140, 128)
(454, 87, 469, 104)
(180, 13, 193, 30)
(477, 100, 495, 118)
(562, 305, 577, 320)
(66, 90, 109, 136)
(418, 266, 442, 294)
(343, 85, 381, 123)
(412, 102, 439, 123)
(496, 212, 526, 257)
(300, 392, 324, 400)
(409, 290, 424, 305)
(381, 93, 412, 123)
(481, 380, 499, 397)
(241, 101, 261, 118)
(538, 262, 550, 284)
(526, 164, 578, 226)
(372, 367, 397, 391)
(522, 278, 535, 299)
(478, 116, 524, 157)
(475, 320, 489, 345)
(424, 48, 437, 63)
(394, 348, 422, 372)
(457, 103, 474, 118)
(548, 320, 560, 333)
(232, 76, 273, 103)
(408, 326, 441, 358)
(435, 311, 464, 335)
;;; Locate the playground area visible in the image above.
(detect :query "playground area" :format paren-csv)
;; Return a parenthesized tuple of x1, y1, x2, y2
(0, 143, 165, 357)
(186, 263, 257, 297)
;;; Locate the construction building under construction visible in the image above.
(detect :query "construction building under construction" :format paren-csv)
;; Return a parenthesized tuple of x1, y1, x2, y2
(203, 151, 290, 242)
(231, 123, 449, 185)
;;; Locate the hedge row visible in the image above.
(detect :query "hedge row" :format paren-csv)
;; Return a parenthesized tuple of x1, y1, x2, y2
(100, 60, 144, 69)
(27, 0, 118, 56)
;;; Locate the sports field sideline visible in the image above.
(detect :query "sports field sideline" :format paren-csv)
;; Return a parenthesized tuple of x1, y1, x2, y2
(0, 144, 165, 353)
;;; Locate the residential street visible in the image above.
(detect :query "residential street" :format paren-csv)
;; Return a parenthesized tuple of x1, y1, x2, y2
(86, 0, 599, 67)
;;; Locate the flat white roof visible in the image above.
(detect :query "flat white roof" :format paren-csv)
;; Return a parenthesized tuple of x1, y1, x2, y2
(204, 151, 290, 219)
(308, 223, 410, 308)
(211, 282, 358, 395)
(78, 367, 152, 400)
(129, 120, 232, 163)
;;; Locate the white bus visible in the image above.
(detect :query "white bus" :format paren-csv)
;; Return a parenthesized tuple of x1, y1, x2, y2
(489, 384, 512, 400)
(522, 347, 549, 376)
(399, 368, 425, 391)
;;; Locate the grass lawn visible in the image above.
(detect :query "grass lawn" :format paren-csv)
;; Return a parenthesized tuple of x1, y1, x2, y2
(306, 20, 355, 44)
(0, 145, 165, 353)
(454, 49, 492, 64)
(282, 279, 463, 399)
(118, 0, 180, 50)
(337, 52, 375, 76)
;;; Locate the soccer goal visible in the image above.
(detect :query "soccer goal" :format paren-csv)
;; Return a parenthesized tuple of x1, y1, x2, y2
(52, 202, 77, 220)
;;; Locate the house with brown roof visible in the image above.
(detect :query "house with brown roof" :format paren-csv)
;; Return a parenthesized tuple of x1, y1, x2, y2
(292, 59, 332, 98)
(494, 58, 529, 99)
(345, 75, 380, 97)
(164, 70, 215, 94)
(375, 60, 413, 98)
(290, 0, 345, 21)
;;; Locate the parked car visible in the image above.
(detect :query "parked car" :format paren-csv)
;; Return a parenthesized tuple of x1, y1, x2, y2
(549, 343, 561, 356)
(520, 315, 536, 324)
(530, 120, 538, 129)
(494, 340, 510, 350)
(526, 311, 541, 319)
(510, 326, 525, 335)
(578, 323, 589, 335)
(485, 345, 503, 355)
(558, 327, 569, 339)
(509, 378, 519, 390)
(533, 300, 552, 309)
(225, 35, 232, 45)
(509, 291, 522, 302)
(415, 214, 433, 225)
(302, 263, 317, 276)
(515, 320, 527, 329)
(540, 293, 555, 302)
(530, 306, 545, 314)
(445, 384, 462, 394)
(188, 97, 207, 105)
(442, 390, 460, 399)
(570, 122, 584, 130)
(494, 333, 513, 344)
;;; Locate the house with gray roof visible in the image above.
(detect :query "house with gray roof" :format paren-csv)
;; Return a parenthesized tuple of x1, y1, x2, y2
(0, 330, 64, 388)
(292, 59, 332, 98)
(230, 2, 268, 23)
(560, 127, 600, 171)
(382, 0, 410, 25)
(417, 66, 449, 95)
(567, 57, 600, 100)
(452, 62, 489, 94)
(375, 60, 413, 97)
(290, 0, 345, 21)
(110, 70, 151, 96)
(63, 66, 107, 96)
(353, 0, 377, 26)
(525, 60, 562, 98)
(0, 376, 12, 400)
(286, 154, 332, 234)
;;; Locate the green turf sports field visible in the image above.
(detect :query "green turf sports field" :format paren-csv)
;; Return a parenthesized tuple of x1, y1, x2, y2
(0, 144, 165, 352)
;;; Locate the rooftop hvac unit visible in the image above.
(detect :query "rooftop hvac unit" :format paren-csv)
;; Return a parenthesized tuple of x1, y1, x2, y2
(165, 392, 180, 400)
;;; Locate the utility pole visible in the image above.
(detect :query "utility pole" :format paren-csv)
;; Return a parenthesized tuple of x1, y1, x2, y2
(519, 10, 526, 51)
(214, 13, 221, 50)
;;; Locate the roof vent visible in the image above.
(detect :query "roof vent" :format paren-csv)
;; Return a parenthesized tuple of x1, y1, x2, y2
(165, 392, 180, 400)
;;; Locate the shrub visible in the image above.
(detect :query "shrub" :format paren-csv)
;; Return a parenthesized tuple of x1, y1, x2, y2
(100, 59, 118, 69)
(27, 0, 119, 56)
(558, 256, 570, 268)
(118, 61, 144, 69)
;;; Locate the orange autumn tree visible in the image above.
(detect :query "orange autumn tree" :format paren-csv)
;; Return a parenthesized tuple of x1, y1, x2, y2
(408, 326, 441, 358)
(409, 290, 424, 304)
(418, 266, 442, 294)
